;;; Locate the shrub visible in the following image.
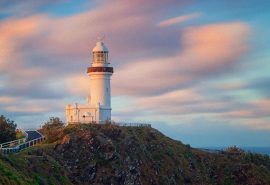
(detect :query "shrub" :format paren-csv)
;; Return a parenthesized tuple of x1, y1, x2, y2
(225, 146, 244, 154)
(39, 117, 65, 143)
(16, 129, 25, 139)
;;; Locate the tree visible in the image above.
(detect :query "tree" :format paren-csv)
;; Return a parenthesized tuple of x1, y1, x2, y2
(39, 117, 65, 143)
(0, 115, 17, 143)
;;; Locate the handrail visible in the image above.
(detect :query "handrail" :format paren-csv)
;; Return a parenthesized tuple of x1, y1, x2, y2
(112, 122, 151, 127)
(0, 130, 45, 154)
(67, 121, 151, 127)
(0, 129, 29, 149)
(0, 138, 26, 149)
(0, 136, 45, 154)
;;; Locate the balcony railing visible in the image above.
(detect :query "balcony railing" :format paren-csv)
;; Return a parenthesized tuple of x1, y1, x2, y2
(87, 67, 113, 73)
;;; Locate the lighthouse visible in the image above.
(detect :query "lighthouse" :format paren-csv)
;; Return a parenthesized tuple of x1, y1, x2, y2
(66, 41, 113, 124)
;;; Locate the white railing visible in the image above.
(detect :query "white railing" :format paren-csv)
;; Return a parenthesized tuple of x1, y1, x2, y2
(67, 121, 151, 127)
(22, 130, 29, 140)
(0, 138, 27, 149)
(112, 122, 151, 127)
(0, 136, 45, 154)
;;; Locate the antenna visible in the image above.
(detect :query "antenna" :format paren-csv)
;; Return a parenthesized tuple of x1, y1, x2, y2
(97, 35, 105, 42)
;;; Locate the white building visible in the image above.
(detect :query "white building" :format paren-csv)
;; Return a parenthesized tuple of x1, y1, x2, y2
(66, 41, 113, 124)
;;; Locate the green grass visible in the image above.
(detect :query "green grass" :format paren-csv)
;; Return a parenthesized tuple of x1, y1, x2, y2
(0, 155, 36, 185)
(0, 144, 72, 185)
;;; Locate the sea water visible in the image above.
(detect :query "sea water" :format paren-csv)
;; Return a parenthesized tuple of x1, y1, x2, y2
(202, 146, 270, 156)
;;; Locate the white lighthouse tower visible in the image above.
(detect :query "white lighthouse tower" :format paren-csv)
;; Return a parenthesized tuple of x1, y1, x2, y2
(88, 41, 114, 121)
(65, 41, 113, 124)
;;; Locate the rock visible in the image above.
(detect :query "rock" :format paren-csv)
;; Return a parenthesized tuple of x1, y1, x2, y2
(36, 149, 43, 156)
(128, 165, 136, 172)
(47, 124, 270, 185)
(61, 135, 71, 145)
(89, 172, 95, 181)
(105, 152, 114, 160)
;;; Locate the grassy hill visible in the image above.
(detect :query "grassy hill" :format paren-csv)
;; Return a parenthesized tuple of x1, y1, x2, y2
(1, 124, 270, 185)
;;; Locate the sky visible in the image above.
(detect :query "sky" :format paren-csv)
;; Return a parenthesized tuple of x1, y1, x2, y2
(0, 0, 270, 147)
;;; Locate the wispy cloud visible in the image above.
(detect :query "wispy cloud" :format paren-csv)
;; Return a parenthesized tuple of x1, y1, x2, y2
(112, 22, 251, 96)
(157, 12, 202, 27)
(0, 96, 18, 104)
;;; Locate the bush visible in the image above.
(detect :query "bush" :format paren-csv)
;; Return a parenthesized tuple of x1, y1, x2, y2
(0, 115, 17, 143)
(39, 117, 65, 143)
(225, 146, 244, 154)
(16, 129, 25, 139)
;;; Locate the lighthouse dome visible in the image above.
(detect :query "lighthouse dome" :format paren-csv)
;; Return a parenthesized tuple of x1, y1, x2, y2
(92, 42, 109, 52)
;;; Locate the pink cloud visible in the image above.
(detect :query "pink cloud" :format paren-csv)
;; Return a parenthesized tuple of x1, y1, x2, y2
(0, 15, 49, 80)
(5, 105, 48, 113)
(179, 22, 251, 73)
(242, 119, 270, 130)
(0, 16, 42, 70)
(137, 89, 203, 108)
(0, 96, 18, 104)
(0, 1, 257, 132)
(2, 3, 251, 99)
(222, 99, 270, 119)
(24, 0, 186, 62)
(111, 22, 251, 96)
(64, 74, 90, 96)
(217, 81, 246, 91)
(55, 21, 251, 97)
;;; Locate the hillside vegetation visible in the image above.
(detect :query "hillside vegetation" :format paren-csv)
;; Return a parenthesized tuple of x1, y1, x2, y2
(1, 124, 270, 185)
(0, 115, 17, 143)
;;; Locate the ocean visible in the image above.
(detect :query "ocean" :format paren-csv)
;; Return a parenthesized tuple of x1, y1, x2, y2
(201, 147, 270, 156)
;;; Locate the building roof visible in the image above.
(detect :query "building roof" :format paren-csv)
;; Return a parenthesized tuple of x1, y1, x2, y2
(92, 41, 109, 52)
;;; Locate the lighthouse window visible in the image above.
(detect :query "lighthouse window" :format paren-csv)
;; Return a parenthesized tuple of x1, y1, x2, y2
(95, 53, 105, 62)
(93, 51, 108, 63)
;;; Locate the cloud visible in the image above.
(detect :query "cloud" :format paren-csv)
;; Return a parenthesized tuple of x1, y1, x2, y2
(5, 105, 48, 113)
(137, 89, 203, 109)
(245, 77, 270, 97)
(35, 20, 250, 98)
(158, 13, 202, 27)
(217, 81, 246, 91)
(34, 0, 193, 64)
(125, 80, 270, 130)
(215, 77, 270, 98)
(0, 0, 189, 101)
(0, 15, 44, 71)
(64, 74, 90, 97)
(0, 0, 201, 99)
(112, 22, 251, 96)
(135, 88, 238, 116)
(1, 0, 266, 134)
(0, 0, 69, 17)
(0, 96, 17, 104)
(242, 119, 270, 130)
(0, 15, 75, 101)
(179, 22, 251, 74)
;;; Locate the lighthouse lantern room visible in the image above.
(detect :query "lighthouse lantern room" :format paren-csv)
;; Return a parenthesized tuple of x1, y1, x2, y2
(66, 42, 113, 124)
